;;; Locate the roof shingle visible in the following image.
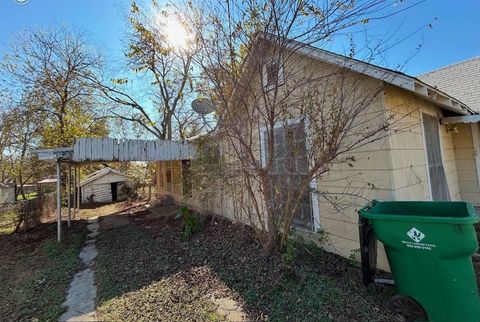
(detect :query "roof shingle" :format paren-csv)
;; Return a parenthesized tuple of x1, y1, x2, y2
(418, 57, 480, 112)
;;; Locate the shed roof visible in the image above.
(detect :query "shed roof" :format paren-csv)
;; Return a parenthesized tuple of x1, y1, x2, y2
(0, 182, 14, 189)
(79, 167, 129, 187)
(38, 178, 57, 184)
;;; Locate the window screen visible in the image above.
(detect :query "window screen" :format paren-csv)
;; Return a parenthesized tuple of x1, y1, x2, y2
(265, 122, 313, 230)
(422, 113, 450, 201)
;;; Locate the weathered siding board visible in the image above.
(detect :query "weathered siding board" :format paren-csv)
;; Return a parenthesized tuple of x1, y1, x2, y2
(72, 138, 196, 162)
(113, 139, 118, 160)
(80, 169, 129, 204)
(81, 183, 112, 203)
(0, 187, 15, 204)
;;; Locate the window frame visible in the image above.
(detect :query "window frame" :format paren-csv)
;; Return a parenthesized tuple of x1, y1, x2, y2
(262, 56, 285, 91)
(421, 112, 450, 201)
(259, 118, 321, 231)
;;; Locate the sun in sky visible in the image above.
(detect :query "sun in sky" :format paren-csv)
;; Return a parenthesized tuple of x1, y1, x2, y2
(162, 14, 192, 50)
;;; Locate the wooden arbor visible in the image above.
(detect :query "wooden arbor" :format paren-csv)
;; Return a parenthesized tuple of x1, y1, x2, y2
(34, 138, 196, 241)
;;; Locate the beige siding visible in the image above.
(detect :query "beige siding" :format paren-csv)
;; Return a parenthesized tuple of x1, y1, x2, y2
(155, 54, 480, 272)
(156, 160, 184, 198)
(453, 123, 480, 204)
(384, 86, 461, 202)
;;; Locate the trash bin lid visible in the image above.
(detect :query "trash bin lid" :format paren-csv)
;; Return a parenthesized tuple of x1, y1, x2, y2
(359, 200, 480, 224)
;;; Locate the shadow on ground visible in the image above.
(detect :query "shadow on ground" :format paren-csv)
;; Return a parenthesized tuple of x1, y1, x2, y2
(94, 204, 403, 322)
(0, 220, 88, 321)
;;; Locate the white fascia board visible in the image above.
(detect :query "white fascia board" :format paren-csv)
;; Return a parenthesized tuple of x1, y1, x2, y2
(282, 40, 472, 115)
(291, 43, 414, 89)
(33, 147, 74, 160)
(441, 115, 480, 124)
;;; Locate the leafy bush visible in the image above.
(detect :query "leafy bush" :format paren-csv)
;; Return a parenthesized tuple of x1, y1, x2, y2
(349, 248, 361, 267)
(176, 206, 201, 240)
(282, 229, 305, 264)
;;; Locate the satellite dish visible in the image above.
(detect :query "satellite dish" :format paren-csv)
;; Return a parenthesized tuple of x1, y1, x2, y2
(191, 98, 215, 115)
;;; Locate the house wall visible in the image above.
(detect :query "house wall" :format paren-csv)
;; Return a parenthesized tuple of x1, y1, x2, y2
(384, 86, 464, 202)
(153, 55, 478, 272)
(0, 187, 15, 204)
(314, 138, 394, 271)
(452, 123, 480, 204)
(155, 160, 183, 197)
(81, 183, 112, 203)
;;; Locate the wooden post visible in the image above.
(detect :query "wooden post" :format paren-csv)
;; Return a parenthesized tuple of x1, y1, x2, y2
(170, 160, 173, 193)
(72, 165, 76, 219)
(76, 166, 80, 215)
(67, 164, 71, 227)
(56, 158, 62, 242)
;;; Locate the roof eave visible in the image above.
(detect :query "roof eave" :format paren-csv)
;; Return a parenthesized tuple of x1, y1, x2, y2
(79, 168, 129, 187)
(266, 34, 475, 116)
(410, 79, 473, 115)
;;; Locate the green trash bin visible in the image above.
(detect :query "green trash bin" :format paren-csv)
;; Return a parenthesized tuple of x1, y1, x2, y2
(359, 200, 480, 322)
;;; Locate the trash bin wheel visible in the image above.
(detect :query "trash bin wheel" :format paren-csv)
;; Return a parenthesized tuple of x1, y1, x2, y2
(390, 294, 427, 322)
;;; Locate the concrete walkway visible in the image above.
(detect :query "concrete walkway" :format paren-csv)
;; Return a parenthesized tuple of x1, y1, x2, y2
(59, 217, 99, 321)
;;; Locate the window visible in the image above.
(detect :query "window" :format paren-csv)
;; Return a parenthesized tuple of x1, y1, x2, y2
(263, 58, 284, 90)
(264, 122, 314, 230)
(422, 113, 450, 200)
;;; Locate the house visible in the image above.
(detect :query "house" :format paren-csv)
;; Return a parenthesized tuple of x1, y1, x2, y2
(156, 36, 480, 271)
(419, 57, 480, 112)
(79, 167, 129, 204)
(0, 183, 15, 204)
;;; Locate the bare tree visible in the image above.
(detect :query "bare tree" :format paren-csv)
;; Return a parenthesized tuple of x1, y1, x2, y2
(186, 0, 422, 249)
(1, 93, 51, 199)
(1, 25, 107, 148)
(94, 0, 202, 140)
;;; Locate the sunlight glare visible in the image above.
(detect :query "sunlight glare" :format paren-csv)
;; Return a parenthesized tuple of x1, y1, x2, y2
(163, 15, 190, 50)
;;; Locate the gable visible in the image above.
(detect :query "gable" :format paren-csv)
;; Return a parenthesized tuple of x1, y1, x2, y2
(79, 168, 129, 187)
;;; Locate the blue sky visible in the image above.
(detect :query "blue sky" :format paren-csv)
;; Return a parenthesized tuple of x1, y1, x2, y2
(0, 0, 479, 76)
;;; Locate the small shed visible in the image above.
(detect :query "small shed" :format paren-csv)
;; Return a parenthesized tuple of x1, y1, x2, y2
(37, 177, 57, 194)
(79, 168, 129, 204)
(0, 183, 15, 204)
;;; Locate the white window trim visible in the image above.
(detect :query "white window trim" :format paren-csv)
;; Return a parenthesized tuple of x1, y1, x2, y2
(437, 120, 451, 201)
(470, 123, 480, 189)
(259, 118, 321, 231)
(262, 56, 285, 91)
(420, 113, 433, 200)
(420, 112, 450, 201)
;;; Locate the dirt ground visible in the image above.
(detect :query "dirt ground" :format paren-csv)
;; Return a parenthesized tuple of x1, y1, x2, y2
(0, 221, 87, 321)
(94, 205, 403, 321)
(75, 200, 148, 220)
(1, 200, 479, 321)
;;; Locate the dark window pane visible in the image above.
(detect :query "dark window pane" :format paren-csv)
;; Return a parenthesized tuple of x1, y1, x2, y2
(266, 122, 313, 230)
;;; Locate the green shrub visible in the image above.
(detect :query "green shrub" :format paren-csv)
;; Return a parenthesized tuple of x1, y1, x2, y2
(348, 248, 361, 267)
(176, 206, 202, 240)
(282, 229, 305, 264)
